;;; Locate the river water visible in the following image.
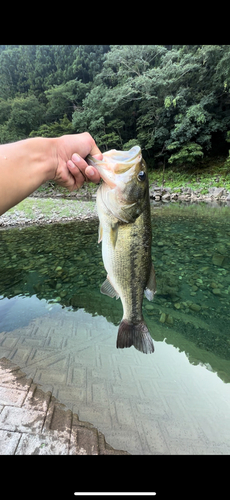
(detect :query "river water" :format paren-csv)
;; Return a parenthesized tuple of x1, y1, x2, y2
(0, 202, 230, 454)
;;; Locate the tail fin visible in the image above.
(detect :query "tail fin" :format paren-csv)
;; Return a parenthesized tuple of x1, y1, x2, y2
(116, 319, 154, 354)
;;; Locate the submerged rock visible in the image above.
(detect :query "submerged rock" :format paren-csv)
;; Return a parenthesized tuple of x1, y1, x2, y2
(166, 314, 174, 325)
(212, 253, 225, 266)
(159, 312, 166, 323)
(189, 303, 201, 312)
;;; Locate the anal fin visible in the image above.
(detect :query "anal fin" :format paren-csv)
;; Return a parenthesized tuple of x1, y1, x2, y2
(100, 277, 119, 299)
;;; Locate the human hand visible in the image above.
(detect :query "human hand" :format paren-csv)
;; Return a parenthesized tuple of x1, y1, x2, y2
(53, 132, 102, 191)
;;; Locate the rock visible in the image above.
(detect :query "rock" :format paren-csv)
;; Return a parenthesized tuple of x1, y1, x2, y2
(178, 194, 191, 201)
(212, 253, 225, 266)
(162, 193, 171, 201)
(149, 187, 162, 200)
(145, 304, 154, 311)
(174, 302, 181, 309)
(215, 244, 227, 255)
(182, 187, 192, 194)
(53, 296, 61, 302)
(208, 187, 224, 199)
(212, 288, 221, 295)
(166, 314, 174, 325)
(200, 266, 210, 274)
(189, 303, 201, 312)
(159, 312, 166, 323)
(210, 282, 219, 289)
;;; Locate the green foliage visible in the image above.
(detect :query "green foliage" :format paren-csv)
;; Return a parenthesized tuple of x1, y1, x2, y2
(29, 115, 73, 138)
(8, 95, 45, 136)
(223, 132, 230, 170)
(0, 94, 46, 143)
(167, 142, 204, 166)
(0, 99, 12, 124)
(0, 44, 230, 168)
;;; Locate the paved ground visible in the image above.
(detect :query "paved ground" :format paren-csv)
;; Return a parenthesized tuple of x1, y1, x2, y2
(0, 356, 129, 455)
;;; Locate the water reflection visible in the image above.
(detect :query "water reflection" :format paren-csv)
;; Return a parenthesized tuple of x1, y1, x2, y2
(1, 204, 230, 453)
(0, 205, 230, 378)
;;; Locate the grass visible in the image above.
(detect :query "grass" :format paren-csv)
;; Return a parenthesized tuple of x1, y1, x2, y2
(7, 198, 97, 220)
(148, 155, 230, 191)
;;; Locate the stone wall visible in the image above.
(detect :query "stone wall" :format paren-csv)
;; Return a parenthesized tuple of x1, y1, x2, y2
(149, 185, 230, 204)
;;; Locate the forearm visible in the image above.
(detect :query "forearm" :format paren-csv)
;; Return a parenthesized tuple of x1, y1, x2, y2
(0, 137, 57, 216)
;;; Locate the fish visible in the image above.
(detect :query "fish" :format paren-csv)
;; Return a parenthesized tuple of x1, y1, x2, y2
(86, 146, 156, 354)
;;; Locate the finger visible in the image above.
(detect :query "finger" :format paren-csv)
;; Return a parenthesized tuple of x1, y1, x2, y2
(65, 132, 103, 160)
(80, 132, 103, 159)
(67, 158, 85, 189)
(90, 150, 103, 160)
(85, 153, 102, 182)
(71, 153, 101, 184)
(85, 165, 101, 183)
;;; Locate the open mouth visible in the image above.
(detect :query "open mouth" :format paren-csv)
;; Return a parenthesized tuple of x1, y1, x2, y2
(86, 146, 141, 186)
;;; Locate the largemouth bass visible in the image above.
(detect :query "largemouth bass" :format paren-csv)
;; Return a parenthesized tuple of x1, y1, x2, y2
(86, 146, 156, 354)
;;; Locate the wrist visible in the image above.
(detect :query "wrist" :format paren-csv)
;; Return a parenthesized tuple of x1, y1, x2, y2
(32, 137, 58, 182)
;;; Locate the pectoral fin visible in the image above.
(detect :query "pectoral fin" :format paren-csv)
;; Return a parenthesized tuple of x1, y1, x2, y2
(98, 223, 103, 243)
(110, 222, 118, 249)
(100, 276, 120, 299)
(144, 263, 157, 301)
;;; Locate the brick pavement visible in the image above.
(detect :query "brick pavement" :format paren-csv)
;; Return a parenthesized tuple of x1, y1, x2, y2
(0, 357, 129, 455)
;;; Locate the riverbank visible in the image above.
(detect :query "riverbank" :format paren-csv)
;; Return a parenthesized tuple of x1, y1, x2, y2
(1, 154, 230, 228)
(0, 198, 98, 228)
(149, 184, 230, 203)
(1, 186, 230, 229)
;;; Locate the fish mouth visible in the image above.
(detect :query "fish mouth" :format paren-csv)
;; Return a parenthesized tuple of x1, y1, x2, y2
(86, 146, 141, 188)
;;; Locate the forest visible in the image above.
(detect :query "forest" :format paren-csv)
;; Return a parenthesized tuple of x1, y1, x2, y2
(0, 44, 230, 169)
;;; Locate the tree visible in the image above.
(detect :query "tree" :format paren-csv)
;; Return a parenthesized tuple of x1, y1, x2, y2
(30, 114, 73, 138)
(0, 99, 12, 124)
(167, 142, 204, 166)
(71, 45, 110, 83)
(7, 95, 46, 139)
(45, 79, 91, 122)
(0, 46, 20, 99)
(0, 44, 230, 168)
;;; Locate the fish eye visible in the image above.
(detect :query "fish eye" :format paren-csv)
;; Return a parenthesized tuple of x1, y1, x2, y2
(137, 171, 146, 182)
